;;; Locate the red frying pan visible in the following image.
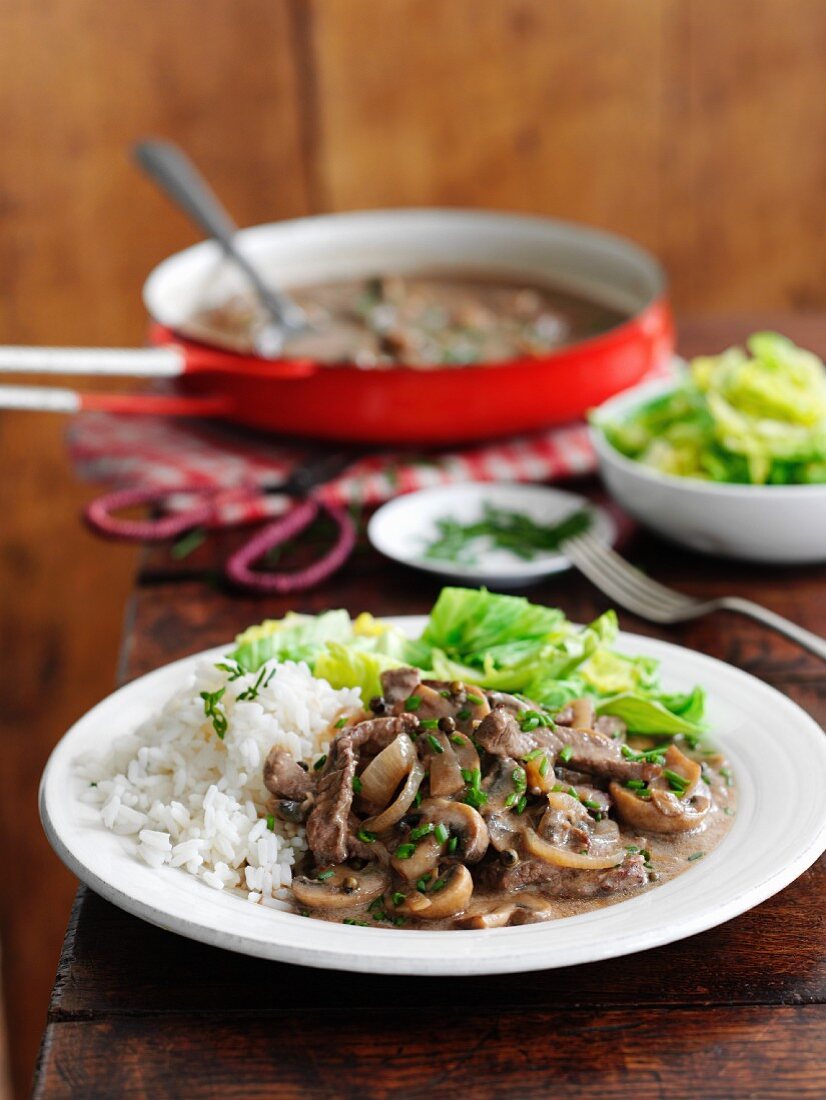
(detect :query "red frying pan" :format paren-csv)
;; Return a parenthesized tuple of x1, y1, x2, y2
(0, 210, 673, 445)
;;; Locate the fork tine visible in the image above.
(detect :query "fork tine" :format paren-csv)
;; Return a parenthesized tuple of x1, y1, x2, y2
(571, 533, 694, 609)
(563, 534, 693, 621)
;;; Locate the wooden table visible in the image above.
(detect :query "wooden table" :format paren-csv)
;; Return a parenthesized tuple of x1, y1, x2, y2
(33, 317, 826, 1098)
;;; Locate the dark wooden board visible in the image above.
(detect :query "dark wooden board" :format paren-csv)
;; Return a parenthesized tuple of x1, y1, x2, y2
(34, 1006, 826, 1100)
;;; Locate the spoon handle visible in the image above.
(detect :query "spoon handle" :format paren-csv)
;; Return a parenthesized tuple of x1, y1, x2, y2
(133, 140, 307, 334)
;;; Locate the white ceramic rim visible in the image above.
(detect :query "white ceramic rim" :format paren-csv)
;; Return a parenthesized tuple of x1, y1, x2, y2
(142, 207, 668, 338)
(592, 378, 826, 499)
(40, 616, 826, 976)
(366, 483, 616, 582)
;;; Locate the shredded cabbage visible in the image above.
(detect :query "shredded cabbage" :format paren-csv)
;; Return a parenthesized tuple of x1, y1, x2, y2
(597, 333, 826, 485)
(230, 587, 706, 736)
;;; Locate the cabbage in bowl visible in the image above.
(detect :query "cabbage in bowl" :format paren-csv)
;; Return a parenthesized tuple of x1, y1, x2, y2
(596, 333, 826, 485)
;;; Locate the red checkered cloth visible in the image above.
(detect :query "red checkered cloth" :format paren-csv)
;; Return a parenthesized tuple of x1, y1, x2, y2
(68, 414, 601, 526)
(68, 351, 672, 527)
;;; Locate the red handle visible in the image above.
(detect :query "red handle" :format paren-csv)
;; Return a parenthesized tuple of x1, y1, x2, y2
(225, 500, 357, 594)
(79, 391, 233, 417)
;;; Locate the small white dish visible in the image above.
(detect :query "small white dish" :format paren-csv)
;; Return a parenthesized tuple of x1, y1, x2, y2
(367, 483, 616, 588)
(40, 617, 826, 976)
(592, 379, 826, 564)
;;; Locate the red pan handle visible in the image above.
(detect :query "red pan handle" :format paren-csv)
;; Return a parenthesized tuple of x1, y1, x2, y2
(0, 383, 232, 418)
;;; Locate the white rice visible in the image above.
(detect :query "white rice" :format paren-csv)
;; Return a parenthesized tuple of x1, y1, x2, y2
(76, 658, 362, 902)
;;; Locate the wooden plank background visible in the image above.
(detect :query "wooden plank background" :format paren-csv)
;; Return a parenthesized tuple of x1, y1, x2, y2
(0, 1, 824, 1095)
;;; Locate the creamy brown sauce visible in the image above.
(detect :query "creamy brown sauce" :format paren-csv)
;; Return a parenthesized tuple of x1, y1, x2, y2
(296, 772, 735, 931)
(188, 274, 627, 366)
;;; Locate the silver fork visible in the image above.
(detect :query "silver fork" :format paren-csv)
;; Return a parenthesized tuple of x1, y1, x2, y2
(562, 530, 826, 662)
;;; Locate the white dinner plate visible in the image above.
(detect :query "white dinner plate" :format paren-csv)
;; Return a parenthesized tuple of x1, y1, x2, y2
(367, 484, 616, 588)
(40, 617, 826, 976)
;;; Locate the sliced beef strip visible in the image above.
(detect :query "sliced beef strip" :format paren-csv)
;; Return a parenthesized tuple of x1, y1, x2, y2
(476, 707, 659, 784)
(380, 667, 421, 706)
(305, 714, 420, 865)
(481, 853, 647, 897)
(306, 736, 357, 865)
(594, 714, 627, 740)
(555, 726, 660, 784)
(474, 707, 558, 760)
(263, 748, 314, 801)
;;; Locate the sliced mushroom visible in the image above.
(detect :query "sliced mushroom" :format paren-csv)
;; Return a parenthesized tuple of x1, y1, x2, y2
(609, 744, 711, 834)
(291, 864, 389, 911)
(458, 894, 558, 929)
(395, 864, 473, 920)
(524, 791, 625, 870)
(391, 833, 443, 881)
(418, 797, 489, 862)
(420, 732, 464, 797)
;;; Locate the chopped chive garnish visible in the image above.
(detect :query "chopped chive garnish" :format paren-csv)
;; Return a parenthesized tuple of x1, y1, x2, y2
(626, 779, 646, 790)
(405, 695, 422, 712)
(413, 790, 423, 808)
(567, 786, 579, 799)
(687, 851, 705, 862)
(664, 769, 689, 792)
(313, 754, 327, 771)
(448, 835, 459, 853)
(335, 717, 348, 729)
(523, 748, 544, 761)
(515, 795, 528, 815)
(434, 823, 449, 845)
(504, 792, 517, 808)
(463, 787, 488, 810)
(416, 874, 431, 892)
(450, 733, 465, 746)
(391, 891, 405, 906)
(439, 690, 451, 698)
(266, 814, 275, 831)
(430, 878, 447, 893)
(410, 823, 434, 841)
(625, 845, 640, 854)
(199, 688, 228, 740)
(583, 799, 601, 810)
(426, 734, 445, 754)
(357, 828, 376, 844)
(420, 718, 440, 730)
(723, 807, 736, 816)
(512, 766, 527, 792)
(352, 776, 363, 794)
(465, 693, 483, 706)
(558, 745, 573, 764)
(394, 843, 416, 860)
(539, 756, 550, 777)
(461, 768, 473, 783)
(720, 767, 733, 786)
(316, 869, 334, 881)
(392, 916, 406, 927)
(342, 918, 369, 926)
(457, 708, 471, 721)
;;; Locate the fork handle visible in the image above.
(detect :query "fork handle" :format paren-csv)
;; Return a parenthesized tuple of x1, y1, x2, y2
(717, 596, 826, 662)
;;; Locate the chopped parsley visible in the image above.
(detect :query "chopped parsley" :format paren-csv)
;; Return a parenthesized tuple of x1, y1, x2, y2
(199, 688, 228, 739)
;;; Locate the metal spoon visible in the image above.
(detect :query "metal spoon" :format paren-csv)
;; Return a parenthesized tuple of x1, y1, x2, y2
(133, 139, 309, 357)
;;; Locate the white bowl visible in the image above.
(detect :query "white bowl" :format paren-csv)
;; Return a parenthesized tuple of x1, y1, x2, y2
(367, 483, 616, 588)
(591, 379, 826, 564)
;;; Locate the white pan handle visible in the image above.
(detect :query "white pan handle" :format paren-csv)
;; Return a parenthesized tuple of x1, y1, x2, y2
(0, 345, 183, 377)
(0, 384, 82, 411)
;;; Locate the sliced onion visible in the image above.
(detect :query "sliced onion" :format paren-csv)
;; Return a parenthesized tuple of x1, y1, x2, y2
(362, 758, 425, 833)
(358, 733, 416, 809)
(429, 747, 464, 797)
(524, 827, 625, 870)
